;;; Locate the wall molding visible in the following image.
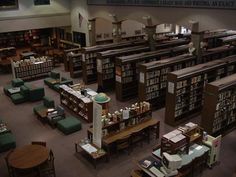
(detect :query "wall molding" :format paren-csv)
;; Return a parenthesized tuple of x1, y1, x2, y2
(0, 12, 70, 21)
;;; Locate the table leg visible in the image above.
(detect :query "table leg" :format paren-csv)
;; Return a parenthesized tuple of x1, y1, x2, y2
(75, 143, 78, 153)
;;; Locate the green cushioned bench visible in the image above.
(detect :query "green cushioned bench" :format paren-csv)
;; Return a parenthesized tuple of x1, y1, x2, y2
(0, 132, 16, 153)
(57, 117, 81, 135)
(3, 78, 24, 96)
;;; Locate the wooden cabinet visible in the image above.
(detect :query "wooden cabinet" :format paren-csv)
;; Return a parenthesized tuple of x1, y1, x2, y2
(165, 55, 236, 126)
(202, 73, 236, 135)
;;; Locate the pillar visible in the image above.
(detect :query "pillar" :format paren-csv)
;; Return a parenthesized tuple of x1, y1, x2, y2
(175, 25, 181, 34)
(112, 21, 122, 43)
(190, 21, 204, 64)
(144, 25, 157, 51)
(88, 19, 96, 46)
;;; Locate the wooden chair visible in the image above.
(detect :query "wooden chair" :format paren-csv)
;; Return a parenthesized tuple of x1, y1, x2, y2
(130, 169, 143, 177)
(31, 141, 47, 147)
(39, 150, 56, 177)
(115, 135, 132, 155)
(5, 150, 15, 177)
(192, 153, 207, 177)
(178, 161, 193, 177)
(131, 129, 145, 148)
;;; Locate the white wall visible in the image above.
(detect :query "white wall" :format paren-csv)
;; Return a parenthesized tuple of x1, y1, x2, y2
(70, 0, 90, 45)
(0, 0, 71, 32)
(156, 24, 173, 34)
(122, 20, 144, 37)
(95, 18, 113, 40)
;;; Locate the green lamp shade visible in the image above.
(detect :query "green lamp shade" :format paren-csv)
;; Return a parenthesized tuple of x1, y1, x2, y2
(93, 93, 110, 104)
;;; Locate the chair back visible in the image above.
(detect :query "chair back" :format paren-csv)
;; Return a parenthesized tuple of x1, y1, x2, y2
(31, 141, 47, 147)
(56, 106, 65, 115)
(116, 135, 131, 150)
(5, 150, 15, 177)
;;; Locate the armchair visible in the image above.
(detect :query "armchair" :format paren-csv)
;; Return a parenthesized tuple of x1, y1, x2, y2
(53, 77, 73, 92)
(3, 78, 24, 96)
(47, 106, 65, 127)
(44, 71, 60, 88)
(33, 96, 55, 119)
(10, 85, 30, 104)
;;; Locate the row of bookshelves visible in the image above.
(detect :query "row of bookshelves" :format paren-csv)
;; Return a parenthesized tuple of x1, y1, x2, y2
(165, 55, 236, 126)
(81, 40, 147, 84)
(13, 58, 53, 80)
(138, 45, 236, 109)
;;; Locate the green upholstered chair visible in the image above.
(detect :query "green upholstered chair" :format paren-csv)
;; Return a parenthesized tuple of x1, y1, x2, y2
(28, 87, 45, 102)
(53, 77, 73, 92)
(47, 106, 65, 127)
(44, 71, 60, 88)
(0, 132, 16, 153)
(3, 78, 24, 96)
(57, 116, 81, 135)
(10, 85, 30, 104)
(12, 78, 24, 87)
(33, 96, 55, 116)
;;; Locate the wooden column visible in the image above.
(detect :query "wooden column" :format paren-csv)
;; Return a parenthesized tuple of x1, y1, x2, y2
(190, 21, 204, 64)
(144, 25, 157, 51)
(88, 19, 96, 46)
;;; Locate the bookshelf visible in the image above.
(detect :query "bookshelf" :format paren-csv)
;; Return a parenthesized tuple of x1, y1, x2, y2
(97, 45, 149, 91)
(138, 54, 196, 109)
(202, 45, 236, 63)
(12, 56, 53, 80)
(88, 101, 152, 138)
(165, 55, 236, 126)
(97, 39, 189, 92)
(81, 40, 147, 84)
(204, 30, 236, 48)
(0, 47, 16, 58)
(116, 45, 189, 101)
(201, 73, 236, 135)
(63, 48, 81, 72)
(68, 51, 83, 78)
(59, 84, 94, 123)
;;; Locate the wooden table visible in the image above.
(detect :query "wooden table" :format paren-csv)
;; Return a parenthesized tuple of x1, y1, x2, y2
(88, 118, 160, 157)
(8, 144, 49, 169)
(75, 142, 107, 168)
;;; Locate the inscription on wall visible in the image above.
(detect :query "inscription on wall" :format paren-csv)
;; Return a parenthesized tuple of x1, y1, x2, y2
(87, 0, 236, 9)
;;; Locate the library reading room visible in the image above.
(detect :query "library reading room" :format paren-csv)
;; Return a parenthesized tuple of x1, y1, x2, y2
(1, 1, 236, 177)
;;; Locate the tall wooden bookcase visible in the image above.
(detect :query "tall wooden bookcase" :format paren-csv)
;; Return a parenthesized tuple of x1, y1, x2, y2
(116, 45, 188, 101)
(165, 55, 236, 126)
(81, 40, 146, 84)
(201, 73, 236, 135)
(139, 54, 196, 109)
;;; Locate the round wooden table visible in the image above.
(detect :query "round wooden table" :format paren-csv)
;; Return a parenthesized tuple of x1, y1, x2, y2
(8, 145, 50, 169)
